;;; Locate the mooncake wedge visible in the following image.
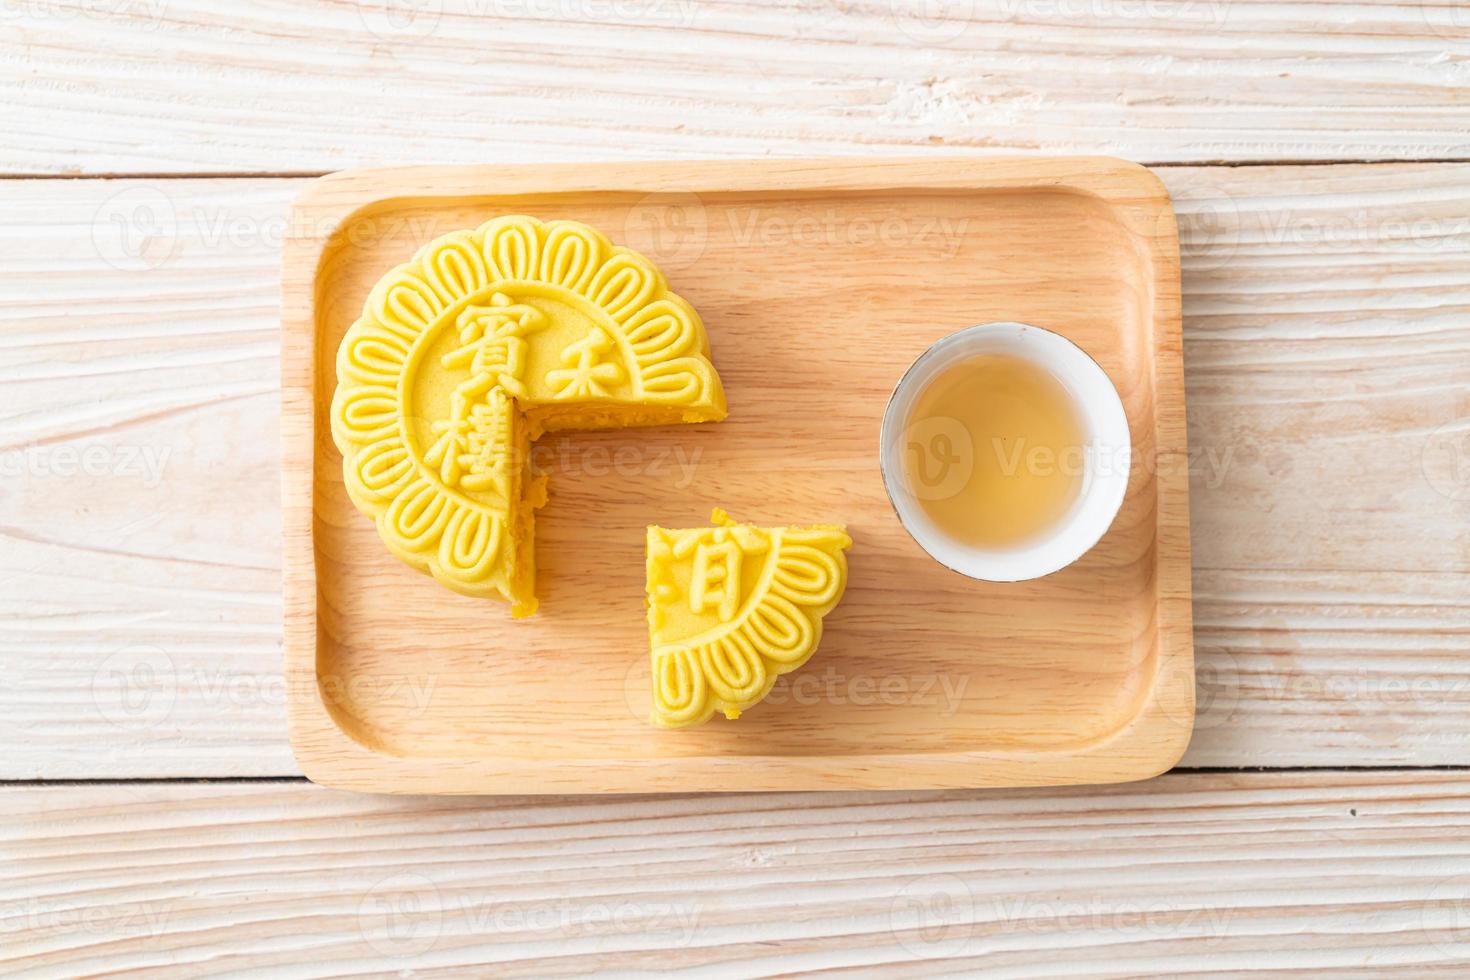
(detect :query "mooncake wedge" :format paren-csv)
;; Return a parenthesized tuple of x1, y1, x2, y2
(330, 216, 726, 616)
(645, 508, 852, 728)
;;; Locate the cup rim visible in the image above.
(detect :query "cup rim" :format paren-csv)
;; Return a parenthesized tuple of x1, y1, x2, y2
(878, 321, 1132, 583)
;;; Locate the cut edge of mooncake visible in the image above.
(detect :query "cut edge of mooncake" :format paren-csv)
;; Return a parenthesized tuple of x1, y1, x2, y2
(645, 508, 853, 729)
(330, 216, 726, 617)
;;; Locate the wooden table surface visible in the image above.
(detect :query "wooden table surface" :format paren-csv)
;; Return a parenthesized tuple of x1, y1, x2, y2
(2, 1, 1468, 974)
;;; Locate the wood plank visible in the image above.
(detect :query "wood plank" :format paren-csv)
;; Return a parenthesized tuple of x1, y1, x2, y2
(2, 1, 1468, 175)
(0, 179, 297, 776)
(3, 772, 1470, 975)
(1179, 162, 1470, 764)
(1, 163, 1467, 778)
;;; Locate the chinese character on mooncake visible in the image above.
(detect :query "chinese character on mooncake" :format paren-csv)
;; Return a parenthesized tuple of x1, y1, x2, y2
(645, 509, 853, 728)
(331, 216, 727, 616)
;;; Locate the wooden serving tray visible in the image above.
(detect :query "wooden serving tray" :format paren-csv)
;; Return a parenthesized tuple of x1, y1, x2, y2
(281, 157, 1192, 794)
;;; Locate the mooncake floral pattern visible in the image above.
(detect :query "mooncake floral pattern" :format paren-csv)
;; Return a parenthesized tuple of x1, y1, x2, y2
(646, 509, 852, 728)
(331, 216, 726, 614)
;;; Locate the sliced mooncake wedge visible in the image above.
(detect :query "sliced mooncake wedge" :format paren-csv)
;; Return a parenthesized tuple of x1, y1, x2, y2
(645, 508, 852, 728)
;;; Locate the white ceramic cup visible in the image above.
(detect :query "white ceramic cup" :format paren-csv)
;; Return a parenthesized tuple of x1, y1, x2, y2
(879, 321, 1132, 582)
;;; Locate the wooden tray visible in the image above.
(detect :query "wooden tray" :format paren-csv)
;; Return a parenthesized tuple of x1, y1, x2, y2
(281, 157, 1192, 793)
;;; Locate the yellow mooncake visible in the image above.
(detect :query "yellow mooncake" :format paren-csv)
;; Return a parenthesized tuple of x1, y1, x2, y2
(645, 509, 852, 728)
(331, 216, 726, 616)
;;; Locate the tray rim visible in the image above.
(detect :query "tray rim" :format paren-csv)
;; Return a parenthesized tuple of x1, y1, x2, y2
(280, 155, 1193, 794)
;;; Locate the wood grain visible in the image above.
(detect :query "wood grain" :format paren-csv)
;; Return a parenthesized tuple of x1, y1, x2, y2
(1, 1, 1468, 175)
(2, 163, 1467, 778)
(1180, 163, 1470, 764)
(0, 179, 297, 776)
(3, 771, 1470, 975)
(281, 157, 1190, 793)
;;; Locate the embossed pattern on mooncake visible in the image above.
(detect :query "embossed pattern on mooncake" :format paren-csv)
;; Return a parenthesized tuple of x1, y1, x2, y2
(331, 216, 727, 616)
(645, 509, 852, 728)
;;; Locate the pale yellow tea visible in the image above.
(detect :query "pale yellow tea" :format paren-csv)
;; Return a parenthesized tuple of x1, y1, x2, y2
(902, 353, 1086, 548)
